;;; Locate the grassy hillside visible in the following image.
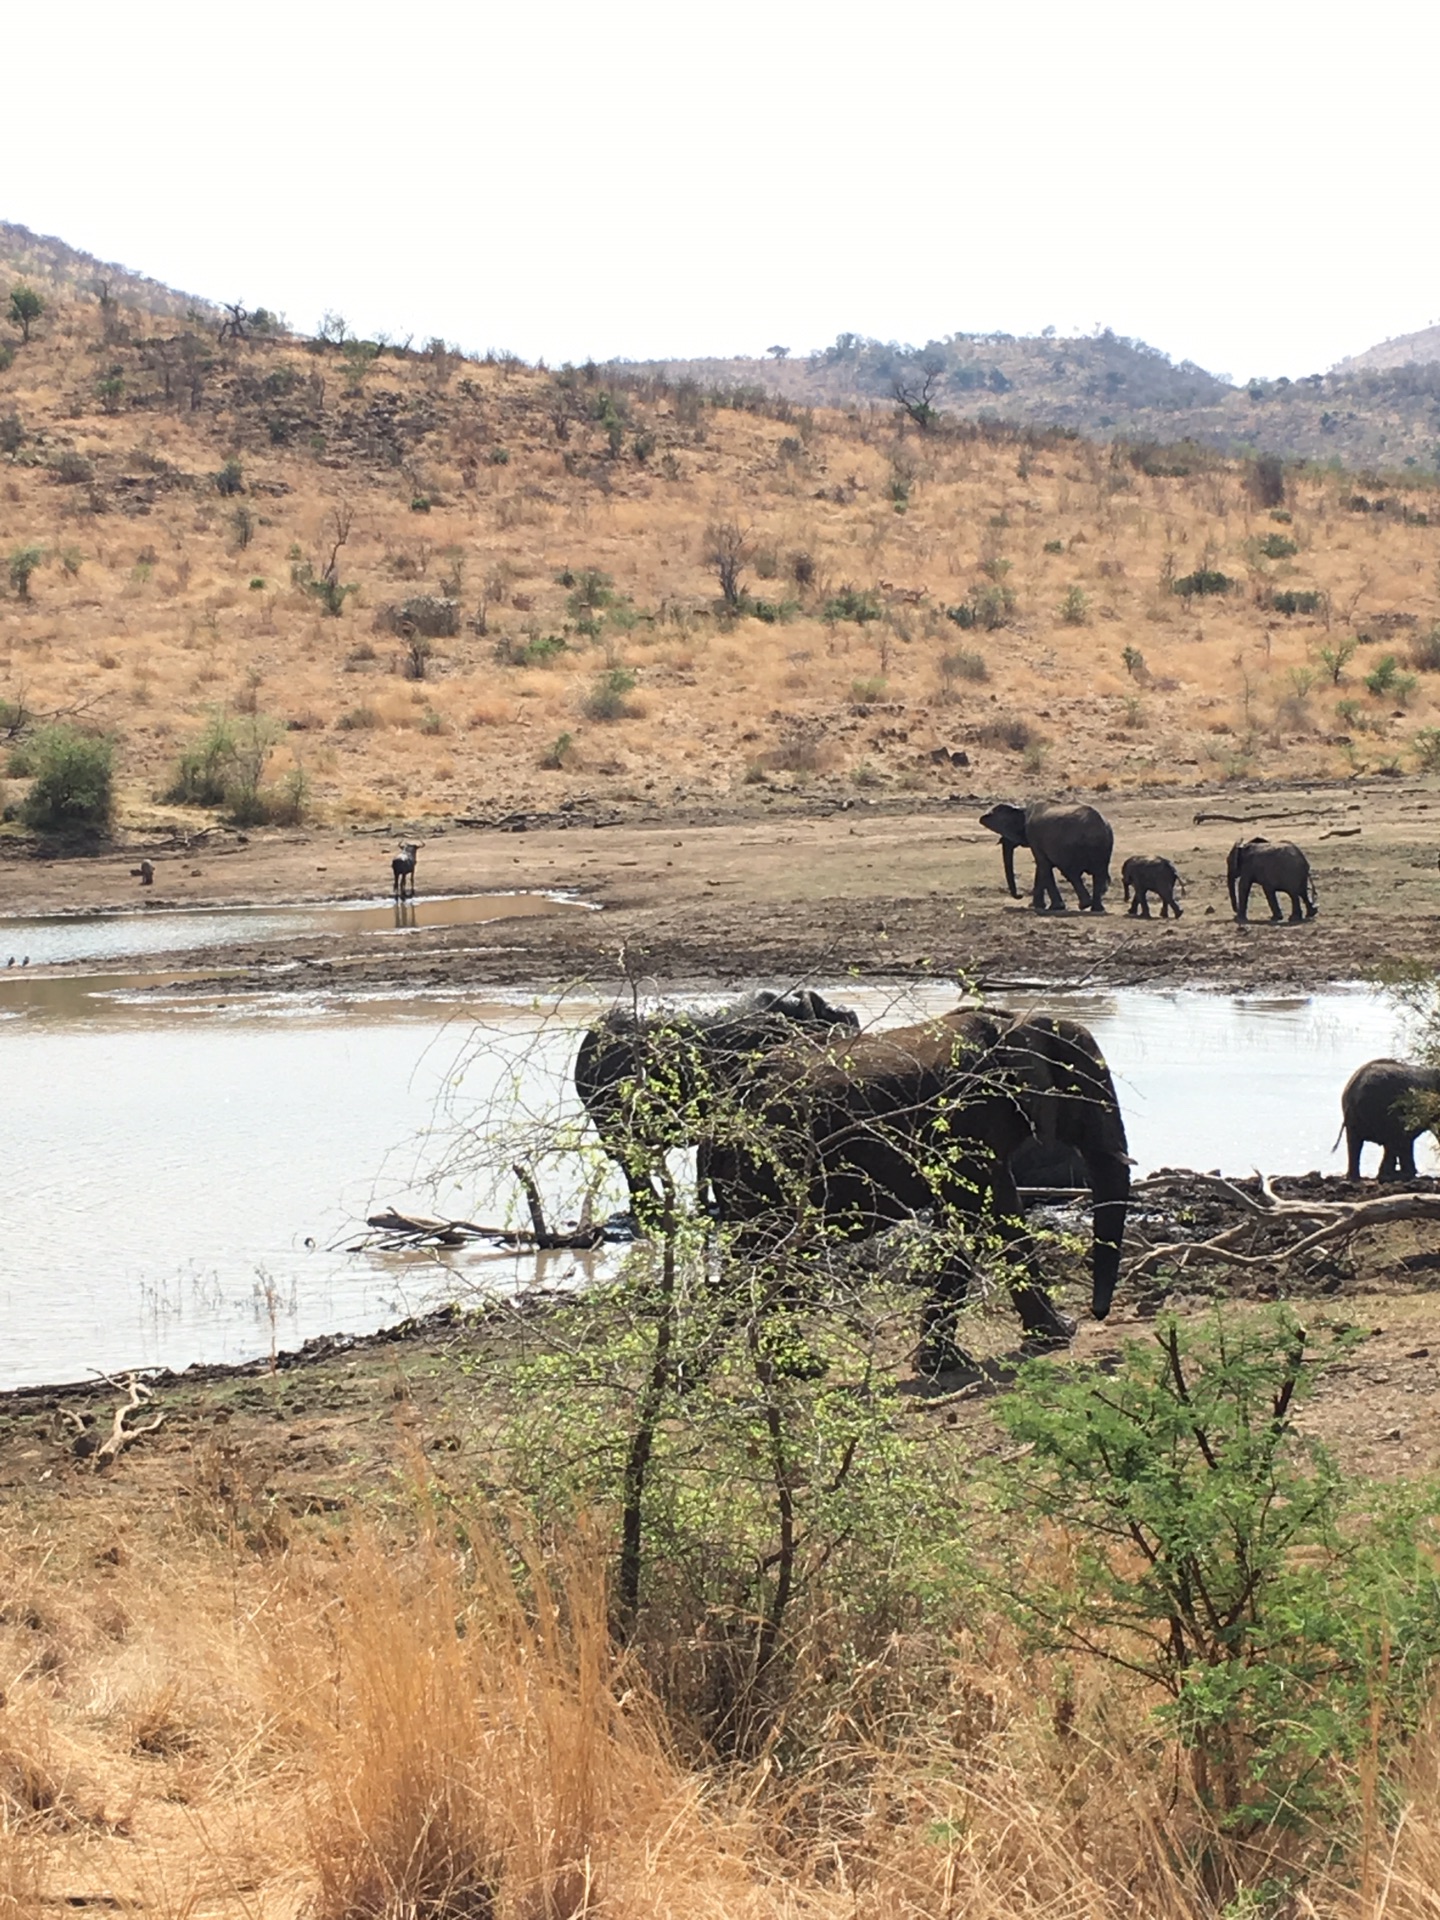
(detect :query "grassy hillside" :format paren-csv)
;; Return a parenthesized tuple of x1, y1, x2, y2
(628, 332, 1440, 471)
(4, 285, 1440, 839)
(0, 221, 214, 325)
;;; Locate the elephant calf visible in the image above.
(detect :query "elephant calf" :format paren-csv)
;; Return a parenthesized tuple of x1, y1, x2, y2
(1227, 836, 1317, 924)
(1121, 854, 1183, 920)
(1338, 1058, 1440, 1180)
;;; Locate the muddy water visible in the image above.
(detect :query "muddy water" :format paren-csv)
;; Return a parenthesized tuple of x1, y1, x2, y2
(0, 978, 1426, 1390)
(0, 889, 590, 970)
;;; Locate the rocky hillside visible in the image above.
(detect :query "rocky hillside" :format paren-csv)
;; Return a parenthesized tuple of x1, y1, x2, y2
(0, 221, 214, 324)
(1335, 323, 1440, 376)
(618, 331, 1440, 473)
(3, 278, 1440, 841)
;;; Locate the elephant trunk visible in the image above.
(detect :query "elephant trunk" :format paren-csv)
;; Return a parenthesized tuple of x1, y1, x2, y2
(1084, 1150, 1130, 1319)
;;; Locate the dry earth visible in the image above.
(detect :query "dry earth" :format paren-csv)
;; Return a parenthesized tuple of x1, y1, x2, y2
(3, 776, 1438, 995)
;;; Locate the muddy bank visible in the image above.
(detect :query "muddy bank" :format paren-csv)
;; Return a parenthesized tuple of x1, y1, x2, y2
(2, 778, 1437, 995)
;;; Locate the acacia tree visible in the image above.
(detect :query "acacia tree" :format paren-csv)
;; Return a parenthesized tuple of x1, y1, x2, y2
(891, 357, 945, 431)
(9, 286, 43, 344)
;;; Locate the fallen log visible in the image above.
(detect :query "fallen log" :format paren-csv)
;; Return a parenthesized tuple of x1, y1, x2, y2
(1125, 1189, 1440, 1282)
(85, 1374, 165, 1472)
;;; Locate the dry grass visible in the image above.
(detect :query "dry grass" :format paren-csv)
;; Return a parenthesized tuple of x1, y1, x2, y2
(3, 297, 1440, 835)
(0, 1462, 1437, 1920)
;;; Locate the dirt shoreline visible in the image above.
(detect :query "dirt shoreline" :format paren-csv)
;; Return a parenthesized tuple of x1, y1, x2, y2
(2, 777, 1437, 996)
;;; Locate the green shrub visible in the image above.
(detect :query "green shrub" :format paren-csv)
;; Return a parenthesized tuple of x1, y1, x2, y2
(336, 706, 378, 731)
(164, 712, 237, 804)
(1042, 539, 1064, 554)
(1412, 727, 1440, 772)
(1270, 589, 1324, 616)
(1122, 644, 1146, 679)
(213, 458, 244, 497)
(995, 1310, 1440, 1829)
(582, 667, 639, 721)
(7, 546, 43, 600)
(496, 632, 566, 668)
(1173, 568, 1233, 599)
(540, 731, 574, 770)
(1365, 653, 1402, 696)
(945, 583, 1015, 630)
(822, 586, 882, 625)
(1409, 626, 1440, 672)
(1058, 585, 1088, 625)
(1318, 636, 1357, 683)
(850, 675, 888, 703)
(1258, 532, 1298, 559)
(19, 725, 114, 833)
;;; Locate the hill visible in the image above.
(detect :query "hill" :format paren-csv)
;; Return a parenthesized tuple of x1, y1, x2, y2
(1335, 322, 1440, 375)
(0, 221, 216, 326)
(3, 280, 1440, 841)
(619, 331, 1440, 471)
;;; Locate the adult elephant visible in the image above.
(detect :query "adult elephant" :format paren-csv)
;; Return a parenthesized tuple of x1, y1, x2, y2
(1337, 1058, 1440, 1180)
(707, 1007, 1130, 1372)
(574, 988, 860, 1219)
(1227, 836, 1317, 923)
(979, 801, 1114, 913)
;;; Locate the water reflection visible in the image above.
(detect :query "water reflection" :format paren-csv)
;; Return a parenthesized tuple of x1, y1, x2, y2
(0, 890, 591, 970)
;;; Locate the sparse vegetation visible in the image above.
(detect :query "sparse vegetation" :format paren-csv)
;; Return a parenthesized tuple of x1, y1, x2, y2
(582, 667, 639, 721)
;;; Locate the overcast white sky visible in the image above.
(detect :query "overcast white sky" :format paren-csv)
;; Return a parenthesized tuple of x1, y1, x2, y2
(7, 0, 1435, 380)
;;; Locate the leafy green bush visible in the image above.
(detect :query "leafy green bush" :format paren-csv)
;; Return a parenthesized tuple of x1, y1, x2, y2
(850, 675, 888, 703)
(1173, 568, 1233, 599)
(163, 712, 304, 825)
(994, 1311, 1440, 1829)
(19, 725, 114, 833)
(1058, 585, 1089, 625)
(7, 546, 43, 600)
(974, 715, 1038, 751)
(1270, 589, 1324, 616)
(1365, 653, 1402, 696)
(1043, 538, 1064, 554)
(822, 586, 882, 625)
(1258, 533, 1298, 559)
(335, 706, 378, 731)
(496, 632, 566, 668)
(164, 711, 238, 804)
(946, 583, 1015, 630)
(582, 667, 639, 721)
(1409, 626, 1440, 672)
(213, 458, 244, 497)
(540, 731, 574, 770)
(1412, 727, 1440, 772)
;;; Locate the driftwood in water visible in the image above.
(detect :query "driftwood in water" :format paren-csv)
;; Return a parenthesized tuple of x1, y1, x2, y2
(363, 1165, 607, 1252)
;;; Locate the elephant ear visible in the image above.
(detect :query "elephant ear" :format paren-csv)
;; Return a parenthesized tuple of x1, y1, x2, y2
(988, 1030, 1063, 1145)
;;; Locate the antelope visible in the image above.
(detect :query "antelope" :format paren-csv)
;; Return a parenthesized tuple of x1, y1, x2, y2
(391, 842, 421, 898)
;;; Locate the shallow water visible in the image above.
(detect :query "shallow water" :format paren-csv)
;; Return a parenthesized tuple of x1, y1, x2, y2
(0, 889, 589, 970)
(0, 978, 1428, 1390)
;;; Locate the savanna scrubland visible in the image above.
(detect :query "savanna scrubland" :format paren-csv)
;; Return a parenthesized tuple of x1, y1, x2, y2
(4, 282, 1440, 844)
(9, 277, 1440, 1920)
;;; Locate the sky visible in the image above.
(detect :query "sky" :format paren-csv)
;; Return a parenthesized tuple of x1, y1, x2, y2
(7, 0, 1437, 381)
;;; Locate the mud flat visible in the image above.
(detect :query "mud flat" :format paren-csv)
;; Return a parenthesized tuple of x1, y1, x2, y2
(2, 778, 1436, 997)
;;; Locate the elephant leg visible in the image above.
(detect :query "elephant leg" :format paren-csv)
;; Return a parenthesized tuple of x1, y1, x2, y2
(1378, 1146, 1400, 1182)
(1126, 896, 1140, 918)
(1032, 857, 1064, 912)
(1262, 884, 1284, 921)
(1398, 1137, 1419, 1180)
(989, 1161, 1076, 1345)
(1067, 868, 1095, 912)
(1138, 893, 1152, 919)
(1345, 1127, 1364, 1181)
(1236, 877, 1252, 922)
(1287, 891, 1304, 924)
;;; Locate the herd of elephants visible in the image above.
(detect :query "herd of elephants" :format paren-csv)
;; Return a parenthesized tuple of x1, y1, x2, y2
(565, 799, 1438, 1374)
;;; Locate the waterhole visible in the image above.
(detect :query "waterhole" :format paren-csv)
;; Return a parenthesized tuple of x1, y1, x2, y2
(0, 888, 591, 971)
(0, 978, 1425, 1389)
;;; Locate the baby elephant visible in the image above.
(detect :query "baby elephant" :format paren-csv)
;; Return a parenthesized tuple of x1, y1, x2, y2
(1337, 1058, 1440, 1180)
(1121, 854, 1183, 920)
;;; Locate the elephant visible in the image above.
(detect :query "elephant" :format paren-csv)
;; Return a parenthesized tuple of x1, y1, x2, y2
(979, 801, 1114, 913)
(1121, 854, 1183, 920)
(1336, 1058, 1440, 1180)
(573, 988, 861, 1220)
(1227, 836, 1317, 923)
(705, 1007, 1131, 1372)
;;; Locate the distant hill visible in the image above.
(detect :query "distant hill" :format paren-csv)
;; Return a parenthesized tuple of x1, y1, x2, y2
(612, 331, 1440, 473)
(0, 221, 215, 323)
(1334, 324, 1440, 375)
